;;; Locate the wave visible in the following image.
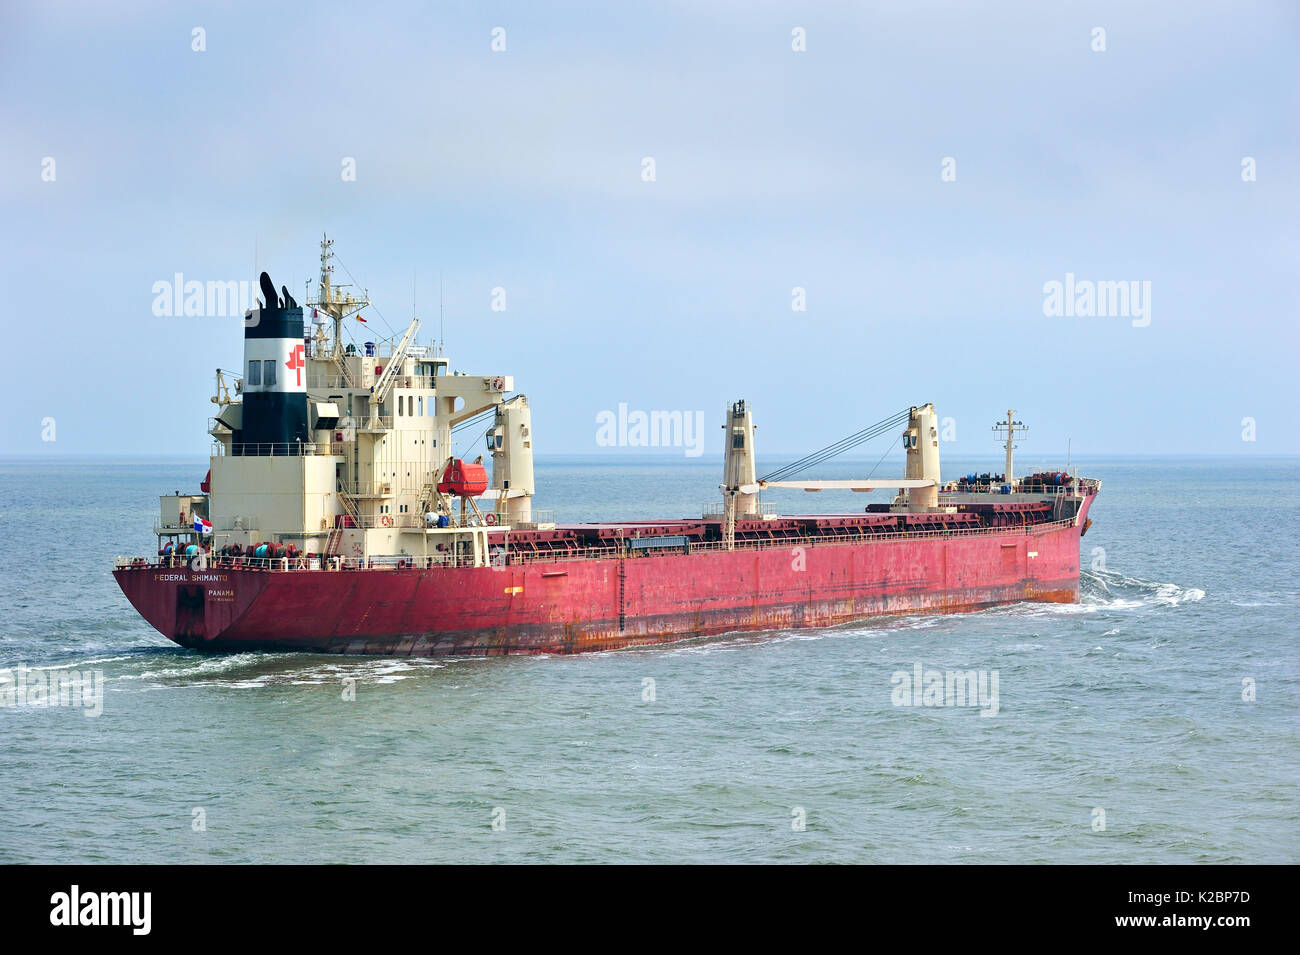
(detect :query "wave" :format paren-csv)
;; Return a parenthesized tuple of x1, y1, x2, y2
(118, 652, 450, 690)
(651, 567, 1209, 656)
(1084, 567, 1205, 608)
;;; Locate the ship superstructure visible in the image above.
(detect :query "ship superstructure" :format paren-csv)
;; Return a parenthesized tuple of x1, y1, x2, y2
(194, 237, 536, 571)
(117, 239, 1100, 656)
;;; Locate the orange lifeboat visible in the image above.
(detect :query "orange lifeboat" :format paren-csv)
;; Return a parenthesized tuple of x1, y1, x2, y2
(437, 458, 488, 497)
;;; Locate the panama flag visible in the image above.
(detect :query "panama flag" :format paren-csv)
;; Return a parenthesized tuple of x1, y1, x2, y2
(194, 516, 213, 535)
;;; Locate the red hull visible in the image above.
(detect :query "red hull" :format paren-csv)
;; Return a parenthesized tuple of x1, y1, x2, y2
(114, 511, 1091, 655)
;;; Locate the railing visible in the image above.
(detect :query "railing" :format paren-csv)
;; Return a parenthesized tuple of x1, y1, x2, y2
(391, 375, 436, 391)
(516, 509, 555, 527)
(310, 374, 438, 391)
(327, 513, 482, 530)
(306, 374, 440, 393)
(701, 501, 780, 520)
(152, 516, 255, 533)
(307, 374, 352, 390)
(411, 513, 498, 530)
(210, 439, 345, 457)
(116, 552, 486, 572)
(216, 414, 397, 436)
(329, 503, 556, 529)
(339, 482, 396, 497)
(117, 516, 1080, 575)
(214, 517, 258, 531)
(944, 478, 1100, 497)
(208, 419, 408, 443)
(514, 517, 1078, 564)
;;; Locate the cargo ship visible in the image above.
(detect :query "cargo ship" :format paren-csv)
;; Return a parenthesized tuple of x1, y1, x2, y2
(114, 237, 1100, 655)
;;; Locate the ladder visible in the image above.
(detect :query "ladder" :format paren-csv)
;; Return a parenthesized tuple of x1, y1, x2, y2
(333, 347, 353, 388)
(338, 490, 362, 528)
(323, 526, 343, 556)
(418, 482, 437, 517)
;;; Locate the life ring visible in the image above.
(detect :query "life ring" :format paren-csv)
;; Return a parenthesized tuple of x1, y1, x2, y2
(380, 515, 393, 527)
(485, 512, 497, 525)
(492, 376, 505, 391)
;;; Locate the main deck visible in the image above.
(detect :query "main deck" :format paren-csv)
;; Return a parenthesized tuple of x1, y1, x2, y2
(113, 496, 1095, 654)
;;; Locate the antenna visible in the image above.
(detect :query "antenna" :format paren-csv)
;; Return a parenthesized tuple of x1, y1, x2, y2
(991, 409, 1027, 486)
(307, 234, 368, 357)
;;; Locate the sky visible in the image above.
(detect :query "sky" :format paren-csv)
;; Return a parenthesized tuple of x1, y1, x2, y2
(1, 0, 1297, 466)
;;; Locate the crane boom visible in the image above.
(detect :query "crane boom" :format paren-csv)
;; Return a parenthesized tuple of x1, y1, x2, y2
(370, 318, 420, 405)
(741, 479, 936, 494)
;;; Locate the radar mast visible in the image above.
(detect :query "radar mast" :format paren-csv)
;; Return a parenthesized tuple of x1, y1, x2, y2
(308, 234, 370, 357)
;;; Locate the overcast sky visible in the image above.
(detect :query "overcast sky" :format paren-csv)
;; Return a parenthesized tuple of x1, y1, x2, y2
(2, 0, 1296, 464)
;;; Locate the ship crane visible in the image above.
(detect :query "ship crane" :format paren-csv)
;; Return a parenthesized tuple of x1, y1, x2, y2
(367, 317, 420, 427)
(210, 368, 236, 407)
(742, 479, 936, 493)
(719, 403, 942, 549)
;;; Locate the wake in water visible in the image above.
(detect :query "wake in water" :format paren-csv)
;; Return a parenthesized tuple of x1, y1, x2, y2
(970, 568, 1205, 622)
(0, 646, 461, 692)
(649, 567, 1210, 657)
(1080, 567, 1206, 609)
(117, 652, 453, 690)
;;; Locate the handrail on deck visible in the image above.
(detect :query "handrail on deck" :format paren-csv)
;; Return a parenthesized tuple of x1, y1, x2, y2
(115, 515, 1078, 574)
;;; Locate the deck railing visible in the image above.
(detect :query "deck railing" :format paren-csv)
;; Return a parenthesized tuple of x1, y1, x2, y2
(117, 553, 485, 572)
(306, 373, 437, 391)
(700, 501, 780, 520)
(505, 516, 1078, 565)
(209, 438, 346, 457)
(943, 478, 1100, 497)
(116, 515, 1079, 574)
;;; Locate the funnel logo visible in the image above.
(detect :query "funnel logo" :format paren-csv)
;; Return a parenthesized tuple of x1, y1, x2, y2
(285, 343, 305, 387)
(244, 338, 307, 393)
